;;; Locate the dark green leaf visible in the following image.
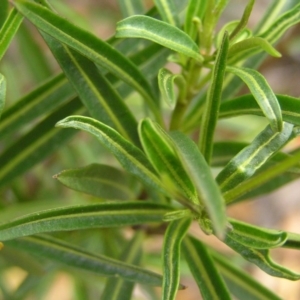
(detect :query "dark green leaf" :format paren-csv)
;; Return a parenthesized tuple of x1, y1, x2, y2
(153, 0, 180, 27)
(0, 0, 9, 28)
(162, 218, 191, 300)
(283, 232, 300, 250)
(0, 74, 6, 118)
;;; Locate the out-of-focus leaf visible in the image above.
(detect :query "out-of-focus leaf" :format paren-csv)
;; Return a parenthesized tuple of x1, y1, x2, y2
(211, 250, 282, 300)
(116, 15, 203, 62)
(224, 235, 300, 280)
(13, 0, 161, 122)
(170, 132, 227, 239)
(199, 32, 229, 163)
(117, 0, 145, 18)
(56, 116, 167, 194)
(220, 94, 300, 126)
(0, 98, 82, 189)
(0, 74, 6, 118)
(0, 201, 172, 241)
(101, 232, 143, 300)
(138, 118, 198, 205)
(0, 0, 9, 28)
(183, 236, 231, 300)
(0, 8, 23, 61)
(54, 164, 138, 200)
(153, 0, 180, 27)
(6, 235, 164, 286)
(226, 66, 282, 132)
(0, 73, 74, 138)
(162, 218, 191, 300)
(216, 122, 294, 193)
(227, 219, 288, 249)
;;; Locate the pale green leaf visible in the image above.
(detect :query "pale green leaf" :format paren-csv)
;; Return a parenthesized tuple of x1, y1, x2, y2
(116, 15, 203, 62)
(226, 66, 282, 132)
(153, 0, 180, 27)
(0, 74, 6, 118)
(162, 218, 191, 300)
(54, 163, 138, 200)
(117, 0, 145, 18)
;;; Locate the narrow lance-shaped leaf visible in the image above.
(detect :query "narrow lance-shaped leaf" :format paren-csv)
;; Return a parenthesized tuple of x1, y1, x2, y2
(227, 219, 288, 249)
(56, 116, 167, 195)
(170, 132, 227, 239)
(117, 0, 145, 18)
(0, 74, 6, 118)
(0, 7, 23, 61)
(0, 201, 172, 241)
(220, 94, 300, 127)
(183, 236, 231, 300)
(138, 118, 198, 206)
(6, 234, 164, 286)
(116, 15, 203, 62)
(224, 234, 300, 280)
(153, 0, 180, 27)
(162, 218, 191, 300)
(101, 232, 143, 300)
(226, 66, 282, 132)
(199, 31, 229, 163)
(13, 0, 162, 123)
(54, 164, 138, 200)
(0, 0, 9, 28)
(283, 232, 300, 250)
(216, 122, 294, 193)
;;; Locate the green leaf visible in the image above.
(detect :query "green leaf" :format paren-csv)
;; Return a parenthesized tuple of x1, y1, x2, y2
(0, 74, 6, 118)
(0, 98, 82, 189)
(211, 249, 282, 300)
(54, 163, 138, 200)
(0, 201, 171, 241)
(162, 218, 191, 300)
(199, 31, 229, 163)
(55, 116, 167, 194)
(0, 73, 74, 138)
(220, 94, 300, 126)
(216, 122, 294, 193)
(0, 7, 23, 61)
(13, 0, 161, 123)
(6, 234, 164, 286)
(224, 234, 300, 280)
(153, 0, 180, 27)
(101, 232, 143, 300)
(0, 0, 9, 28)
(226, 66, 282, 132)
(117, 0, 145, 18)
(183, 236, 231, 300)
(116, 15, 203, 62)
(283, 232, 300, 250)
(227, 219, 288, 249)
(170, 132, 227, 239)
(138, 118, 198, 205)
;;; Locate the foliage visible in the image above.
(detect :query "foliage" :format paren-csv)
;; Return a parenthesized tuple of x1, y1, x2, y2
(1, 0, 300, 299)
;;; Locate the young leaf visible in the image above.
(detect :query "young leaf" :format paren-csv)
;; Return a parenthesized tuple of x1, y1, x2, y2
(55, 116, 167, 195)
(170, 132, 227, 239)
(162, 218, 191, 300)
(0, 201, 172, 241)
(138, 118, 198, 205)
(199, 31, 229, 163)
(216, 122, 294, 193)
(101, 232, 143, 300)
(54, 164, 138, 200)
(226, 66, 282, 132)
(0, 7, 23, 61)
(13, 0, 161, 123)
(153, 0, 180, 27)
(0, 74, 6, 118)
(116, 15, 203, 62)
(183, 236, 231, 300)
(6, 234, 164, 286)
(220, 94, 300, 126)
(117, 0, 145, 18)
(227, 219, 288, 249)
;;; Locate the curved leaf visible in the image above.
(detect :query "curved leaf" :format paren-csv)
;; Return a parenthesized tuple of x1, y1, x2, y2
(0, 74, 6, 118)
(162, 218, 191, 300)
(226, 66, 282, 132)
(183, 236, 231, 300)
(6, 235, 164, 286)
(216, 122, 294, 193)
(0, 201, 172, 241)
(56, 116, 167, 194)
(54, 163, 138, 200)
(153, 0, 180, 27)
(116, 15, 203, 62)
